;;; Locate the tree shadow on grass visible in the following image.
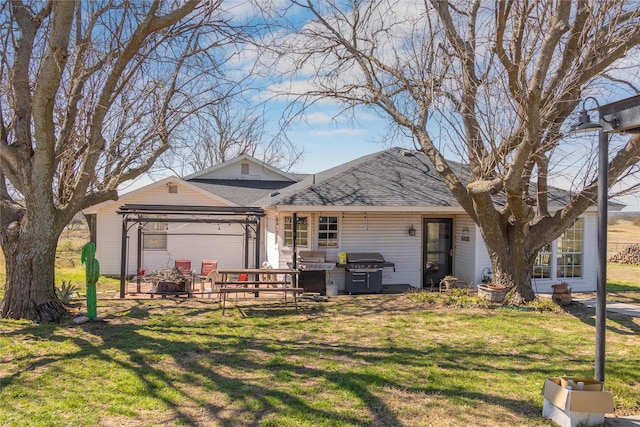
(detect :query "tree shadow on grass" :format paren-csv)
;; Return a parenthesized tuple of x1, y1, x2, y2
(564, 301, 640, 337)
(1, 297, 584, 426)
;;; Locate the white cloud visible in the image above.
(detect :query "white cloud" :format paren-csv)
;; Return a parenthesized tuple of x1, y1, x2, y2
(309, 128, 366, 137)
(303, 112, 334, 124)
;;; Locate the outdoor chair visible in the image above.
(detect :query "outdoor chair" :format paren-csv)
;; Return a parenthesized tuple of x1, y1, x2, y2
(199, 260, 218, 291)
(175, 259, 191, 275)
(202, 269, 222, 297)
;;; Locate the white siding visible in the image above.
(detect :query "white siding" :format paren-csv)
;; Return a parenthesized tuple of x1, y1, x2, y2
(339, 212, 422, 289)
(266, 210, 599, 294)
(197, 160, 289, 181)
(96, 181, 248, 276)
(474, 226, 492, 286)
(269, 211, 424, 291)
(264, 216, 282, 268)
(453, 215, 477, 287)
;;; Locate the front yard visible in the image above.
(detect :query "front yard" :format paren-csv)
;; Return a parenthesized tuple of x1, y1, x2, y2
(1, 292, 639, 426)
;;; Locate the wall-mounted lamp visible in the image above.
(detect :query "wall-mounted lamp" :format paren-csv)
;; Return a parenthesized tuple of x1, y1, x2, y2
(408, 224, 416, 236)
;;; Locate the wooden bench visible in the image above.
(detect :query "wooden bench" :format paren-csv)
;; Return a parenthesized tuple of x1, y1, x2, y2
(218, 287, 304, 315)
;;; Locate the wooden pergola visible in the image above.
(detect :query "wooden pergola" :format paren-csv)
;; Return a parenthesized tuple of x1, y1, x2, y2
(116, 204, 266, 298)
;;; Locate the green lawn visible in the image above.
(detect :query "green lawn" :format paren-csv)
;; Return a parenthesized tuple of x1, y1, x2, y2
(1, 293, 639, 426)
(2, 246, 640, 425)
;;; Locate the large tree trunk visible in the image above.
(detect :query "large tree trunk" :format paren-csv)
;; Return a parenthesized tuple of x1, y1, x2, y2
(478, 217, 538, 304)
(488, 249, 536, 304)
(1, 211, 68, 322)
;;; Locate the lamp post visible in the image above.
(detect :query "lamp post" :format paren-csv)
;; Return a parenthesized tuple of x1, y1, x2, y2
(570, 98, 608, 382)
(570, 94, 640, 382)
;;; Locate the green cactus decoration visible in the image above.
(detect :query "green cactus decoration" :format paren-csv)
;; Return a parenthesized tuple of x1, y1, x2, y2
(81, 242, 100, 320)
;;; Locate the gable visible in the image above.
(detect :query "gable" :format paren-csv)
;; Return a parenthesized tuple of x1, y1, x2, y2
(185, 154, 298, 182)
(122, 180, 235, 207)
(84, 177, 236, 214)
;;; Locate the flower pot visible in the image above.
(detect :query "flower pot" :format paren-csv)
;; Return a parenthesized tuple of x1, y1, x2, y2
(477, 284, 507, 302)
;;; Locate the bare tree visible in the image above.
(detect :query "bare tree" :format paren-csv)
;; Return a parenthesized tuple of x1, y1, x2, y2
(262, 0, 640, 302)
(0, 0, 243, 321)
(159, 95, 302, 176)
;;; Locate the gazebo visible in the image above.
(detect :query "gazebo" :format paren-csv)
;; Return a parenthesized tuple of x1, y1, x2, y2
(116, 204, 265, 298)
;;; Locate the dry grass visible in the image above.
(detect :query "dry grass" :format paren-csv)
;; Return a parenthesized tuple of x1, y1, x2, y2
(1, 295, 639, 426)
(608, 217, 640, 259)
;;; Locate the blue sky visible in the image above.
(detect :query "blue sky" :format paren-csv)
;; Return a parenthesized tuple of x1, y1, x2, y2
(128, 0, 640, 210)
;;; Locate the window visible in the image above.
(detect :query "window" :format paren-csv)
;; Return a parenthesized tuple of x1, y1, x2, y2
(318, 216, 338, 247)
(557, 218, 583, 278)
(284, 216, 308, 246)
(533, 218, 584, 280)
(143, 217, 167, 250)
(241, 163, 249, 175)
(533, 243, 551, 279)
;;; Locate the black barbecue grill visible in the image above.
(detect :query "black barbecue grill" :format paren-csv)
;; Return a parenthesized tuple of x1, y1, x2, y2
(294, 251, 336, 295)
(344, 252, 394, 294)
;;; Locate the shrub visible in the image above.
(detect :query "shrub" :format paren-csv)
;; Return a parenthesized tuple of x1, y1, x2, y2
(56, 280, 79, 305)
(407, 288, 491, 309)
(407, 289, 440, 305)
(526, 298, 563, 313)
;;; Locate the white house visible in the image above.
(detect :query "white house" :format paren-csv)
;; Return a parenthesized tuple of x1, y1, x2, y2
(84, 148, 613, 295)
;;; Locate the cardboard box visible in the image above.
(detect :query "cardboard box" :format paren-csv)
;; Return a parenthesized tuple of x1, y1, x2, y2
(542, 377, 614, 427)
(559, 376, 605, 392)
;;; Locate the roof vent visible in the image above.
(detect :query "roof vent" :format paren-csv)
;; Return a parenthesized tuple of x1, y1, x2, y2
(401, 150, 415, 157)
(269, 191, 280, 197)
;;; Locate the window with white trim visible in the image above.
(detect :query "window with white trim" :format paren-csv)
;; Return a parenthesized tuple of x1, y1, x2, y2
(533, 218, 584, 280)
(284, 216, 308, 247)
(533, 243, 551, 279)
(318, 216, 338, 248)
(557, 218, 583, 278)
(143, 216, 167, 250)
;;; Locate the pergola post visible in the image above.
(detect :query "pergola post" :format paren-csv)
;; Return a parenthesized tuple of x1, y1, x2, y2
(119, 217, 128, 298)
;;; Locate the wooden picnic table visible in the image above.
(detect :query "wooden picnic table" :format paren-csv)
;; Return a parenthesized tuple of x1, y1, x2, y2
(214, 268, 302, 315)
(218, 268, 300, 284)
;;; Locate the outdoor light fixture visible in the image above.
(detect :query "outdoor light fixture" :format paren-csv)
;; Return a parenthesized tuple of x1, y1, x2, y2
(570, 97, 620, 133)
(570, 97, 608, 382)
(408, 224, 416, 236)
(569, 94, 640, 382)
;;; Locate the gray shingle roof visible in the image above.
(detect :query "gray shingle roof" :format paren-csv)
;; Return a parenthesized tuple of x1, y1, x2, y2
(188, 147, 599, 211)
(187, 179, 294, 205)
(254, 147, 465, 207)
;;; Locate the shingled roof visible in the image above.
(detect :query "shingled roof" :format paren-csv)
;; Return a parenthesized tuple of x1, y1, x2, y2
(251, 147, 587, 210)
(187, 179, 294, 206)
(255, 147, 467, 208)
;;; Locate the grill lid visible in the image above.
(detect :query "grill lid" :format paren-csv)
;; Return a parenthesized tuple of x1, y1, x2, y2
(299, 263, 336, 271)
(298, 250, 326, 263)
(346, 252, 385, 263)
